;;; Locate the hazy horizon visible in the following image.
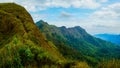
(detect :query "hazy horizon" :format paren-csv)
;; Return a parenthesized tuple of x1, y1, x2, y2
(0, 0, 120, 34)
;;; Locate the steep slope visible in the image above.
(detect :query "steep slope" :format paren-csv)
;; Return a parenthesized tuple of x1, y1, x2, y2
(95, 34, 120, 45)
(36, 20, 120, 65)
(0, 3, 66, 68)
(36, 20, 85, 60)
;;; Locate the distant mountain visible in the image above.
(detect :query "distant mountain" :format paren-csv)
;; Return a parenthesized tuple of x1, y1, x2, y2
(36, 20, 120, 65)
(95, 34, 120, 45)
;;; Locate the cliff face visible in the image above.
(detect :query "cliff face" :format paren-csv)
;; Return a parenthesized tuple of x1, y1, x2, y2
(0, 3, 65, 68)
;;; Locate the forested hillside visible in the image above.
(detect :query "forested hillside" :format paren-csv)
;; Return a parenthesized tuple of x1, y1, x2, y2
(36, 20, 120, 67)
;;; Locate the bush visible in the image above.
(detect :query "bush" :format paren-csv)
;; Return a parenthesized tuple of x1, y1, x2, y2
(19, 47, 34, 65)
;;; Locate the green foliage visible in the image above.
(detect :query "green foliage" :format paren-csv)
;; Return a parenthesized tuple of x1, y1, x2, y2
(0, 3, 65, 68)
(36, 20, 120, 67)
(71, 61, 90, 68)
(0, 3, 120, 68)
(0, 36, 59, 68)
(19, 47, 34, 65)
(97, 59, 120, 68)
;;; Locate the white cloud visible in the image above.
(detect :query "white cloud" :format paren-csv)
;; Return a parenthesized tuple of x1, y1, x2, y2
(98, 0, 108, 3)
(50, 2, 120, 34)
(84, 3, 120, 34)
(91, 3, 120, 21)
(0, 0, 13, 2)
(72, 0, 100, 9)
(0, 0, 107, 12)
(30, 13, 48, 22)
(60, 11, 73, 18)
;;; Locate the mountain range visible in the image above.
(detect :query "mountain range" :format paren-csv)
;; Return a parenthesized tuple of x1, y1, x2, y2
(0, 3, 120, 68)
(36, 20, 120, 66)
(95, 34, 120, 45)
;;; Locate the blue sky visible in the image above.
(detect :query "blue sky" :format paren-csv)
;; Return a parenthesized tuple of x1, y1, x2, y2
(0, 0, 120, 34)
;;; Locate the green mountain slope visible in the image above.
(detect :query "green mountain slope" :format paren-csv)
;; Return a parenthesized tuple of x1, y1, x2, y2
(36, 20, 120, 65)
(36, 20, 85, 60)
(0, 3, 67, 68)
(1, 3, 119, 68)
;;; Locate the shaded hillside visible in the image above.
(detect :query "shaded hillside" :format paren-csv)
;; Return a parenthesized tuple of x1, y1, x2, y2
(36, 20, 120, 65)
(95, 34, 120, 45)
(0, 3, 67, 68)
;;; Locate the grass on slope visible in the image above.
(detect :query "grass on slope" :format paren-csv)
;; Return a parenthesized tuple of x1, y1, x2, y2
(97, 59, 120, 68)
(0, 3, 91, 68)
(0, 35, 60, 68)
